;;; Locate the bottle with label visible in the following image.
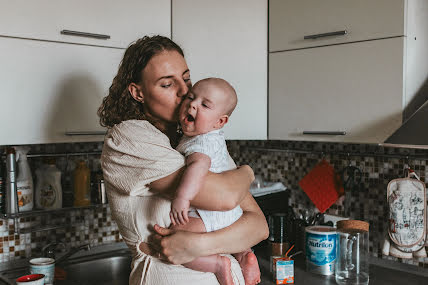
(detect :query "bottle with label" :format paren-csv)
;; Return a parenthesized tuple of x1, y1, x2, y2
(5, 147, 19, 215)
(73, 160, 91, 207)
(0, 155, 5, 214)
(15, 146, 34, 212)
(35, 158, 62, 210)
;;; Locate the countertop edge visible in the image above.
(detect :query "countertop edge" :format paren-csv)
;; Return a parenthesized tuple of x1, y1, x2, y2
(369, 256, 428, 277)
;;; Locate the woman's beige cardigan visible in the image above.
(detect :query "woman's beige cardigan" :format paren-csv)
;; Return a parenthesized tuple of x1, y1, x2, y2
(101, 120, 245, 285)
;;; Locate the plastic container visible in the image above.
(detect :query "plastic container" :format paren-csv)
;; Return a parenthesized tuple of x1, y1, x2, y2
(35, 159, 62, 210)
(15, 146, 34, 211)
(73, 160, 91, 206)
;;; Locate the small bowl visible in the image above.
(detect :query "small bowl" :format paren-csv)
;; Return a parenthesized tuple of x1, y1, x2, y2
(16, 274, 45, 285)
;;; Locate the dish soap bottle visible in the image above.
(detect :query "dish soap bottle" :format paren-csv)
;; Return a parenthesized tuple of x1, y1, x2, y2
(35, 158, 62, 210)
(73, 160, 91, 206)
(0, 156, 5, 214)
(15, 146, 34, 212)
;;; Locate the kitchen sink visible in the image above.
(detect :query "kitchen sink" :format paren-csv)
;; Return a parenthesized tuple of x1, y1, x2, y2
(0, 249, 132, 285)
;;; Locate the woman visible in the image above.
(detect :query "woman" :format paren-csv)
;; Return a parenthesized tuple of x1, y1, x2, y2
(98, 35, 268, 284)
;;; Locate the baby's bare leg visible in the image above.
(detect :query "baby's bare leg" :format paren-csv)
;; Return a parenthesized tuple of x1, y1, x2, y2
(233, 249, 261, 285)
(171, 217, 234, 285)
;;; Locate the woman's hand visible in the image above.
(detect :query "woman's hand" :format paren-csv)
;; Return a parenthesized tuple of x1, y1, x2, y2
(150, 224, 203, 265)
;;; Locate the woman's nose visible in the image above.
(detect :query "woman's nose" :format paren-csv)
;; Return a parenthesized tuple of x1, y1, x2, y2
(177, 80, 189, 98)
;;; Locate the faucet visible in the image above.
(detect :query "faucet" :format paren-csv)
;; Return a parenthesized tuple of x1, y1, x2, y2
(42, 242, 91, 265)
(42, 242, 66, 259)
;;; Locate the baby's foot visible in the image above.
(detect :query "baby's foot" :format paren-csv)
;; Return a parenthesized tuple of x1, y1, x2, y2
(215, 255, 234, 285)
(235, 250, 261, 285)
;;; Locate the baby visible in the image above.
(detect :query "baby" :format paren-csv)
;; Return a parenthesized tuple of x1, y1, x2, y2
(170, 78, 260, 285)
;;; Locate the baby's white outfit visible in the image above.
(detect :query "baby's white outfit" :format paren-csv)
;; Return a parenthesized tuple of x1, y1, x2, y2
(176, 129, 243, 232)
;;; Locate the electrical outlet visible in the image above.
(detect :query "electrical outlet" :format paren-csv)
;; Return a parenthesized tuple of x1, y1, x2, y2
(323, 214, 349, 227)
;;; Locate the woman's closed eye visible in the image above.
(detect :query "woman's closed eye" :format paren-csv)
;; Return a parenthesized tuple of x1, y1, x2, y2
(186, 94, 195, 101)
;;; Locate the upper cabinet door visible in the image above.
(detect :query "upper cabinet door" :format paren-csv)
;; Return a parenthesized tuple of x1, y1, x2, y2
(269, 0, 405, 52)
(0, 0, 170, 48)
(172, 0, 268, 140)
(269, 38, 404, 143)
(0, 37, 123, 145)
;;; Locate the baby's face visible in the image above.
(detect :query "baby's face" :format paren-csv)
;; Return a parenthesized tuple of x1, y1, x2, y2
(179, 81, 229, 137)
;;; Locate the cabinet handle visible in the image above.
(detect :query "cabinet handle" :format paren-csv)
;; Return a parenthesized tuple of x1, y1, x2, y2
(303, 131, 346, 135)
(65, 131, 106, 136)
(304, 30, 347, 40)
(60, 30, 110, 40)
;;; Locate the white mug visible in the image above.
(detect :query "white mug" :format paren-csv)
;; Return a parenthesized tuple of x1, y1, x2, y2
(29, 258, 55, 285)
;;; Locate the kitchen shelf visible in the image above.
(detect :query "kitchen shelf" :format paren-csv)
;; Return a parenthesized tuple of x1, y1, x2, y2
(1, 204, 108, 219)
(18, 223, 85, 234)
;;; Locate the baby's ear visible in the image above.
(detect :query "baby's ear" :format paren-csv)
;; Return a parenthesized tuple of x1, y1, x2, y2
(215, 115, 229, 129)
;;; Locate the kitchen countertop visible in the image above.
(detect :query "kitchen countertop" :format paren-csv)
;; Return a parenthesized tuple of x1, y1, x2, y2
(254, 244, 428, 285)
(1, 242, 427, 284)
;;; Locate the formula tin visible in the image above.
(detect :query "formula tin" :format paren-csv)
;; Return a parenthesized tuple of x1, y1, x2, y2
(305, 226, 337, 275)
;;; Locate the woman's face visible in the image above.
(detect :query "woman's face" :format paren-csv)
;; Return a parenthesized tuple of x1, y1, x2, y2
(139, 50, 191, 123)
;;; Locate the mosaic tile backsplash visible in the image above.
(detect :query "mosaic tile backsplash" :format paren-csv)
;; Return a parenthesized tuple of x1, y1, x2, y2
(1, 140, 428, 269)
(228, 140, 428, 268)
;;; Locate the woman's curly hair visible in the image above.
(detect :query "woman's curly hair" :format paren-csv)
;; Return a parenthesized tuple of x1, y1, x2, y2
(98, 36, 184, 128)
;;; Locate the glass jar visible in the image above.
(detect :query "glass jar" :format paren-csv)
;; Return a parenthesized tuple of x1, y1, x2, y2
(268, 213, 291, 272)
(335, 220, 370, 285)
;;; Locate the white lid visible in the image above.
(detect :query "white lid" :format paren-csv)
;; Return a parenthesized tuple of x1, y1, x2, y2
(305, 225, 336, 234)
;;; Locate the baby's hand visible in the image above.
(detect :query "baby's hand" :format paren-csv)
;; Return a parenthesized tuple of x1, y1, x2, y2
(170, 197, 190, 226)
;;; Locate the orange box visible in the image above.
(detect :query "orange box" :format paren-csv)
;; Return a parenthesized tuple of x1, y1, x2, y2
(273, 257, 294, 284)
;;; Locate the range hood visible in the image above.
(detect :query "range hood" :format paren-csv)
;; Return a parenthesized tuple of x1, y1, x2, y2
(384, 99, 428, 146)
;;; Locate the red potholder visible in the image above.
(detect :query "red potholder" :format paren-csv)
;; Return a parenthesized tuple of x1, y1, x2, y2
(298, 159, 343, 213)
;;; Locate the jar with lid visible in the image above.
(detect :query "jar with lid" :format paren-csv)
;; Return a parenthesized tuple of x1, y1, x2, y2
(335, 220, 370, 285)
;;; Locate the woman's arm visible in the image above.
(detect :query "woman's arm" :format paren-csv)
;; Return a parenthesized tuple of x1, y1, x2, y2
(150, 165, 254, 211)
(150, 192, 269, 265)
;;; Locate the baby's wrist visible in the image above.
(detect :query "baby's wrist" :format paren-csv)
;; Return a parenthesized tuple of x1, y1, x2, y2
(174, 196, 191, 202)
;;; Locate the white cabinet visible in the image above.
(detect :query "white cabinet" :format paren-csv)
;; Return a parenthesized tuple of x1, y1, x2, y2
(269, 0, 405, 52)
(172, 0, 267, 140)
(269, 0, 428, 143)
(0, 0, 171, 145)
(269, 38, 404, 143)
(0, 0, 171, 48)
(0, 37, 124, 145)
